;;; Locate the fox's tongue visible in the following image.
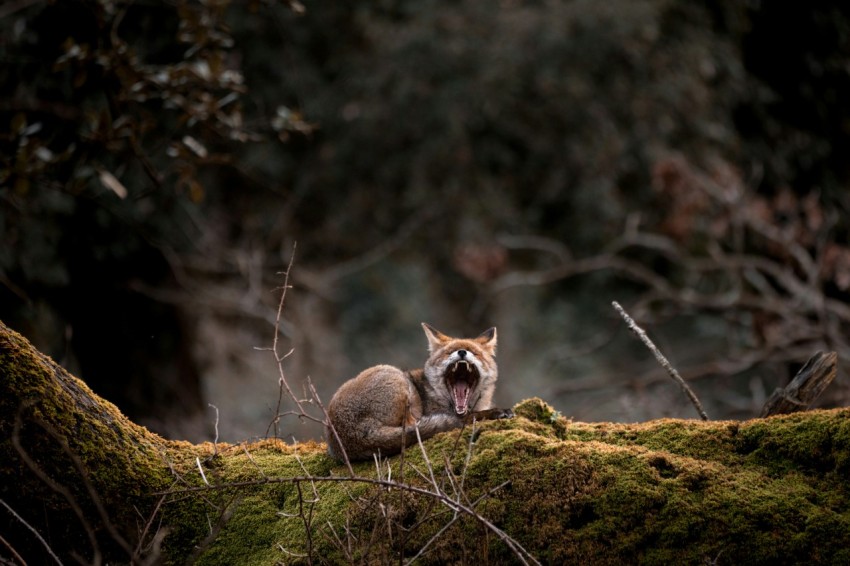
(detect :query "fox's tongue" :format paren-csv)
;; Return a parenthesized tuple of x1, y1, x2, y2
(453, 381, 470, 415)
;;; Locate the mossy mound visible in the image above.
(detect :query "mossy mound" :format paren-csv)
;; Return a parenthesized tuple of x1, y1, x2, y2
(190, 398, 850, 565)
(2, 319, 849, 565)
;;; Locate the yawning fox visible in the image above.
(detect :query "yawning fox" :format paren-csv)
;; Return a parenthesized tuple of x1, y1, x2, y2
(326, 323, 513, 461)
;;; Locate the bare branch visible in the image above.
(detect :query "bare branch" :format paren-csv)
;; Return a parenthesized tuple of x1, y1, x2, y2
(267, 243, 302, 439)
(612, 301, 709, 421)
(156, 471, 540, 566)
(307, 378, 355, 477)
(208, 403, 220, 457)
(196, 458, 210, 486)
(0, 498, 64, 566)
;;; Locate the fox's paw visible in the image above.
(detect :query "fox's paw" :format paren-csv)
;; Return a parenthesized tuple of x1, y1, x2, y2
(466, 407, 514, 423)
(494, 408, 514, 420)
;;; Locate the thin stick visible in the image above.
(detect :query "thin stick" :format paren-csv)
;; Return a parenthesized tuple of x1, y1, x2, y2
(307, 379, 355, 477)
(261, 243, 300, 438)
(612, 301, 709, 420)
(13, 411, 101, 563)
(196, 457, 210, 486)
(0, 533, 27, 566)
(0, 498, 64, 566)
(156, 475, 539, 566)
(208, 403, 220, 457)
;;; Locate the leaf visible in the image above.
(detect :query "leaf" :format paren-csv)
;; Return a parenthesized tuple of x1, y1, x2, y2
(97, 168, 128, 199)
(182, 135, 208, 158)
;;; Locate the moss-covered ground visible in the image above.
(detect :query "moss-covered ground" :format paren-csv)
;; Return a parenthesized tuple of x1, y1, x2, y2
(184, 398, 850, 565)
(3, 320, 849, 565)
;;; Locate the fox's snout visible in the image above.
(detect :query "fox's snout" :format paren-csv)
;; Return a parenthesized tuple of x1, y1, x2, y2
(446, 348, 479, 367)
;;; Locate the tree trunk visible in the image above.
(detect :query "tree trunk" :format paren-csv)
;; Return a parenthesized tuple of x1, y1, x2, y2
(2, 320, 849, 565)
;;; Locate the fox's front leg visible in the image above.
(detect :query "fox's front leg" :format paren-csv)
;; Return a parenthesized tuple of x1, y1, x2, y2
(463, 407, 514, 424)
(410, 408, 512, 443)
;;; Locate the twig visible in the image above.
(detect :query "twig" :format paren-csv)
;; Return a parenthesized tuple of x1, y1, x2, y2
(157, 474, 540, 566)
(13, 409, 102, 563)
(324, 520, 353, 562)
(612, 301, 709, 420)
(294, 481, 315, 565)
(404, 511, 462, 565)
(415, 427, 440, 492)
(208, 403, 220, 457)
(264, 243, 300, 437)
(241, 444, 268, 479)
(0, 533, 26, 566)
(407, 478, 512, 566)
(0, 498, 64, 566)
(307, 378, 355, 477)
(133, 495, 168, 563)
(184, 495, 242, 566)
(196, 458, 210, 486)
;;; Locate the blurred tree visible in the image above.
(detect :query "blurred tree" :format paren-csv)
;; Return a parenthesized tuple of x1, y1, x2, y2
(3, 0, 850, 437)
(0, 0, 307, 436)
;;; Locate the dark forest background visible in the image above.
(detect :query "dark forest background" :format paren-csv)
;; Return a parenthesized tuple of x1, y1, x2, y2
(3, 0, 850, 442)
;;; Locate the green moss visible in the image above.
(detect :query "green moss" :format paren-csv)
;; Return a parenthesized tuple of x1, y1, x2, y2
(735, 410, 850, 477)
(189, 441, 371, 564)
(4, 319, 850, 566)
(1, 321, 182, 561)
(180, 398, 850, 564)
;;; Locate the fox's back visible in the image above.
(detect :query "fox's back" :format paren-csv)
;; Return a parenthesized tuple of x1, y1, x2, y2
(328, 364, 422, 424)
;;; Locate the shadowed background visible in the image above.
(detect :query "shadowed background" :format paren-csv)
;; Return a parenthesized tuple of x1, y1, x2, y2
(2, 0, 850, 442)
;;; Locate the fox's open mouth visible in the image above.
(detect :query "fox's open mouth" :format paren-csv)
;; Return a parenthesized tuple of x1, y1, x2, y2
(445, 360, 479, 415)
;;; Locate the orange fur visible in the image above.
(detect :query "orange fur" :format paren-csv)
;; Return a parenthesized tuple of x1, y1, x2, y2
(326, 323, 512, 461)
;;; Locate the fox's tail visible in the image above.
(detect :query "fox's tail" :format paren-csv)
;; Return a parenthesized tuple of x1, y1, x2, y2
(327, 413, 462, 461)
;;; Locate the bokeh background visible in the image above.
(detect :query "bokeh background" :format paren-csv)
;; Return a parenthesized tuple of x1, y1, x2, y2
(3, 0, 850, 442)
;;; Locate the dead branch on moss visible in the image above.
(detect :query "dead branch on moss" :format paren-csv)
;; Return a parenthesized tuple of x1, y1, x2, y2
(760, 351, 838, 417)
(0, 498, 63, 566)
(10, 405, 169, 566)
(13, 411, 102, 563)
(184, 495, 242, 566)
(306, 377, 355, 477)
(9, 316, 850, 564)
(613, 301, 709, 421)
(132, 495, 170, 564)
(329, 416, 533, 563)
(157, 447, 539, 566)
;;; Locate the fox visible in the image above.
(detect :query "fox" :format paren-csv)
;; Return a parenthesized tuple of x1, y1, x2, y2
(326, 323, 513, 461)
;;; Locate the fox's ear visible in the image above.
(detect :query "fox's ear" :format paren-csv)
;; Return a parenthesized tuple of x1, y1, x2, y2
(476, 327, 497, 352)
(422, 322, 450, 352)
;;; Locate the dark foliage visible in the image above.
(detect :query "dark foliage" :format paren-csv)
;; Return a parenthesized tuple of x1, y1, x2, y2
(2, 0, 850, 433)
